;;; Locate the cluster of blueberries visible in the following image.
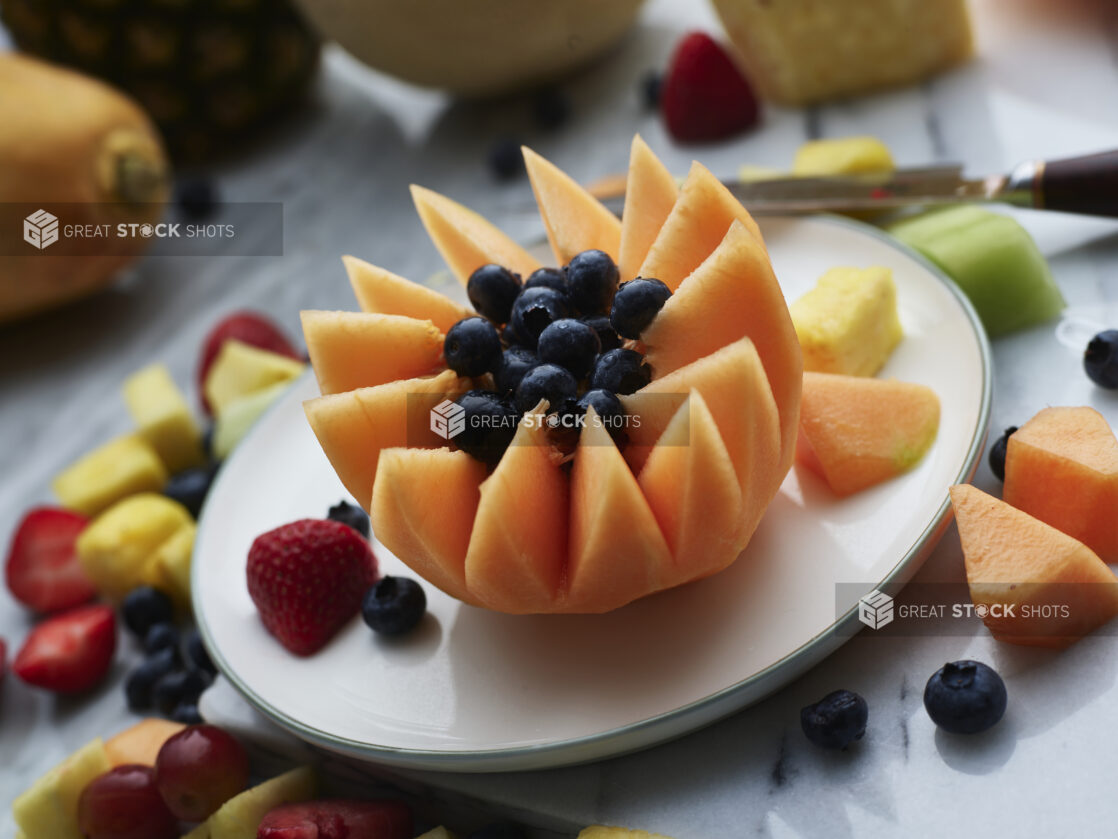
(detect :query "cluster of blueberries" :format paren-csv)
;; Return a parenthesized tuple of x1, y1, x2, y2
(442, 249, 672, 464)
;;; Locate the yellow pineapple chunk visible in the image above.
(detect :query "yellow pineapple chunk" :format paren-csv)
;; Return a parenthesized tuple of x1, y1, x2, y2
(578, 827, 677, 839)
(123, 363, 206, 473)
(790, 266, 902, 377)
(204, 340, 305, 417)
(12, 738, 111, 839)
(144, 521, 196, 609)
(793, 136, 894, 176)
(52, 434, 168, 516)
(183, 766, 317, 839)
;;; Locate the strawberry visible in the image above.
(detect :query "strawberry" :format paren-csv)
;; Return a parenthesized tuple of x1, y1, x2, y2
(5, 507, 97, 614)
(197, 311, 300, 416)
(661, 31, 760, 143)
(13, 603, 117, 693)
(257, 799, 413, 839)
(247, 520, 378, 656)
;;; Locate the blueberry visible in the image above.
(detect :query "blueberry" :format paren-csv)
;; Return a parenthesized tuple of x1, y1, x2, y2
(488, 137, 525, 180)
(1084, 329, 1118, 388)
(143, 622, 179, 655)
(153, 668, 212, 716)
(800, 689, 868, 750)
(453, 390, 520, 465)
(509, 287, 572, 348)
(988, 426, 1017, 482)
(467, 264, 522, 324)
(175, 177, 219, 220)
(641, 71, 663, 109)
(184, 628, 217, 676)
(502, 321, 528, 348)
(565, 250, 619, 315)
(124, 647, 178, 712)
(445, 317, 503, 377)
(515, 363, 578, 414)
(537, 318, 601, 379)
(363, 576, 427, 636)
(610, 277, 671, 339)
(532, 86, 571, 131)
(163, 463, 218, 518)
(327, 499, 370, 538)
(575, 389, 627, 441)
(467, 825, 527, 839)
(171, 702, 204, 725)
(121, 586, 175, 638)
(589, 349, 651, 395)
(494, 347, 540, 395)
(580, 314, 622, 351)
(524, 267, 567, 294)
(924, 660, 1007, 734)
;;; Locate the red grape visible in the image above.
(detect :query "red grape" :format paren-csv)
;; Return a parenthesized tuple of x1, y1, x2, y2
(155, 724, 250, 821)
(78, 765, 177, 839)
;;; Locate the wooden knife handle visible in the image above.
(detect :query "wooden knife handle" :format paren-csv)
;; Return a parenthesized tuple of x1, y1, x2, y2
(1036, 150, 1118, 217)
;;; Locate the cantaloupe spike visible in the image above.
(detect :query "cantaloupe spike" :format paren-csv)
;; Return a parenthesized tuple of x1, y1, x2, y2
(638, 392, 745, 585)
(304, 370, 466, 511)
(464, 402, 568, 613)
(621, 336, 781, 507)
(566, 407, 673, 613)
(371, 447, 486, 606)
(796, 372, 939, 496)
(342, 255, 474, 333)
(637, 160, 764, 292)
(301, 310, 444, 395)
(950, 484, 1118, 648)
(618, 135, 678, 282)
(410, 184, 540, 285)
(522, 146, 622, 266)
(642, 220, 802, 476)
(1004, 406, 1118, 564)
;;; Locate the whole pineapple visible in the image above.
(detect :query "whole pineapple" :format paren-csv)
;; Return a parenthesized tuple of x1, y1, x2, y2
(1, 0, 321, 160)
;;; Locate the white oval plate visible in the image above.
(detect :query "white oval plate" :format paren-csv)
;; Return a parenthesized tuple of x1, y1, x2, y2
(194, 215, 991, 772)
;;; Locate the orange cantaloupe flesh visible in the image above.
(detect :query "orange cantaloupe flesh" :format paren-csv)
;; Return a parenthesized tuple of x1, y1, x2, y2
(796, 372, 940, 496)
(618, 135, 678, 283)
(104, 719, 185, 767)
(638, 392, 745, 584)
(566, 407, 673, 613)
(464, 403, 569, 613)
(950, 484, 1118, 648)
(371, 447, 486, 606)
(410, 184, 541, 284)
(342, 255, 474, 333)
(301, 310, 444, 395)
(621, 336, 781, 507)
(637, 160, 765, 292)
(523, 146, 622, 265)
(1004, 406, 1118, 564)
(642, 220, 802, 476)
(303, 369, 467, 511)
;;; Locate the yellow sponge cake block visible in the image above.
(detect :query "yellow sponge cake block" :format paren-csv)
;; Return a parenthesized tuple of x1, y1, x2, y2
(712, 0, 972, 105)
(791, 266, 902, 377)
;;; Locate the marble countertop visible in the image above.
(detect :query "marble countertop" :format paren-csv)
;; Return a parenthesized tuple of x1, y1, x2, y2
(5, 0, 1118, 836)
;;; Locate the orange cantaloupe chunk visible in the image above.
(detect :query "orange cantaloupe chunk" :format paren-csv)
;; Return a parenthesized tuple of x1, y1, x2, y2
(796, 372, 940, 496)
(105, 719, 185, 767)
(637, 160, 764, 292)
(638, 392, 745, 584)
(523, 146, 622, 265)
(304, 369, 467, 511)
(620, 336, 781, 508)
(618, 135, 678, 283)
(1004, 406, 1118, 564)
(642, 220, 802, 475)
(342, 255, 474, 333)
(301, 310, 444, 395)
(464, 403, 568, 613)
(410, 184, 541, 284)
(950, 484, 1118, 648)
(371, 447, 486, 606)
(566, 407, 673, 613)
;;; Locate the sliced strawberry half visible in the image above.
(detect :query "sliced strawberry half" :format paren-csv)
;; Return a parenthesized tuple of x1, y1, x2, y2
(13, 603, 116, 693)
(5, 507, 97, 614)
(257, 799, 413, 839)
(197, 310, 301, 416)
(661, 31, 760, 143)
